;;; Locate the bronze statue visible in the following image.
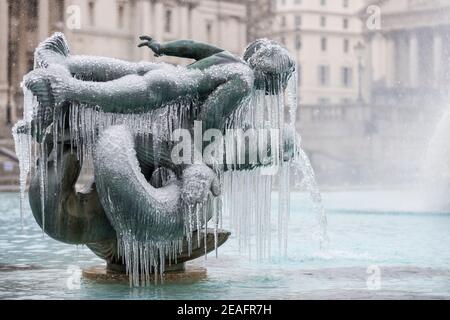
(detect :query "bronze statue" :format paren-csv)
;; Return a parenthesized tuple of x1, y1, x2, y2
(15, 33, 297, 285)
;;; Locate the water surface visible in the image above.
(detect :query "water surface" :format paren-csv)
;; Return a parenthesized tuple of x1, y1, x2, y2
(1, 191, 449, 300)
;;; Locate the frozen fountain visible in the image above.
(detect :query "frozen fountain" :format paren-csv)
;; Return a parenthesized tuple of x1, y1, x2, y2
(13, 33, 327, 286)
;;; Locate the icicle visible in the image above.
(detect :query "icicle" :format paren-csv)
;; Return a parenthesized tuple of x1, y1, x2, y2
(223, 169, 273, 258)
(116, 235, 191, 287)
(221, 60, 328, 259)
(12, 87, 38, 224)
(39, 140, 47, 234)
(12, 121, 31, 225)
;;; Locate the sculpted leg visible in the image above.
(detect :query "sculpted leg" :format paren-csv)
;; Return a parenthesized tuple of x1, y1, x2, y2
(93, 125, 220, 243)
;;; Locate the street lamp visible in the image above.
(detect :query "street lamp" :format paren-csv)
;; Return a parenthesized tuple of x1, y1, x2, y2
(354, 41, 365, 104)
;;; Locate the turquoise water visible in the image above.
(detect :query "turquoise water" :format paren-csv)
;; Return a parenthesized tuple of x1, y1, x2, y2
(1, 190, 449, 300)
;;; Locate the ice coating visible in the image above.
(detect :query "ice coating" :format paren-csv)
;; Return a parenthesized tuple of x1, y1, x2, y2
(13, 32, 328, 286)
(11, 87, 39, 224)
(94, 125, 177, 285)
(12, 120, 31, 225)
(221, 70, 328, 257)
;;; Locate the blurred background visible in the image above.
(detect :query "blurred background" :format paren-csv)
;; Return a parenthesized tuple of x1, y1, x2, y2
(1, 0, 450, 191)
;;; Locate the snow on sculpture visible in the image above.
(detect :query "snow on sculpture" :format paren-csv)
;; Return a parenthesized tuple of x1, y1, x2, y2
(13, 33, 327, 286)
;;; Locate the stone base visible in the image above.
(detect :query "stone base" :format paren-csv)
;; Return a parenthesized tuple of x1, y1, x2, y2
(82, 264, 207, 284)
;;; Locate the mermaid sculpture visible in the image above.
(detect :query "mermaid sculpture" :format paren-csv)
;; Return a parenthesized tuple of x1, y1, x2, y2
(16, 33, 297, 285)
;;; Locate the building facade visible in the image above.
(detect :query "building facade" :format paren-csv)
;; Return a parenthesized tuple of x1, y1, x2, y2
(298, 0, 450, 186)
(246, 0, 275, 41)
(270, 0, 366, 106)
(0, 0, 247, 138)
(0, 0, 247, 189)
(361, 0, 450, 107)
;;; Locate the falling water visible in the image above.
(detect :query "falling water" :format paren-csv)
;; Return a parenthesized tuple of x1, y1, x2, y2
(419, 106, 450, 211)
(221, 69, 328, 258)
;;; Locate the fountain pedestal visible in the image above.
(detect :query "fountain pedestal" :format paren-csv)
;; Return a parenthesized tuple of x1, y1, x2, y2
(82, 265, 207, 284)
(83, 229, 230, 284)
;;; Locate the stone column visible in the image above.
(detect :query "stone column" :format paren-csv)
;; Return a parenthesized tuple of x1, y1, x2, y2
(137, 0, 152, 61)
(385, 33, 396, 87)
(433, 30, 442, 87)
(0, 0, 9, 134)
(179, 4, 190, 39)
(38, 0, 50, 42)
(154, 1, 164, 39)
(363, 33, 373, 103)
(409, 31, 419, 87)
(188, 4, 194, 38)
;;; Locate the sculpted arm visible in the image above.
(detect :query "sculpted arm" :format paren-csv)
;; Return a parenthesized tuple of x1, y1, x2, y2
(24, 64, 227, 114)
(35, 33, 161, 81)
(139, 36, 225, 60)
(66, 56, 162, 81)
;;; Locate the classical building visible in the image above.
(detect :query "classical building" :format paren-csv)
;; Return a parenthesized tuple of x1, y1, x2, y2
(361, 0, 450, 107)
(246, 0, 275, 41)
(0, 0, 247, 189)
(0, 0, 247, 137)
(269, 0, 366, 106)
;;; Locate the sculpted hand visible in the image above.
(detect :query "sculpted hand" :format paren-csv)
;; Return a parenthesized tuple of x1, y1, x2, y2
(23, 65, 72, 107)
(181, 165, 221, 207)
(138, 36, 163, 57)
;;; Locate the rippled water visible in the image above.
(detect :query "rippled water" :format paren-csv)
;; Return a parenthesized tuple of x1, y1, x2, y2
(1, 191, 449, 300)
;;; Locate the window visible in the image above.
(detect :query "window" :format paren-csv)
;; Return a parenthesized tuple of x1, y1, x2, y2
(343, 18, 349, 29)
(318, 65, 330, 86)
(321, 37, 327, 52)
(280, 36, 286, 45)
(26, 0, 38, 31)
(295, 0, 302, 4)
(343, 0, 349, 8)
(88, 1, 95, 26)
(165, 9, 172, 33)
(295, 15, 302, 27)
(56, 0, 65, 22)
(118, 3, 125, 28)
(321, 0, 326, 6)
(206, 21, 213, 43)
(343, 39, 349, 53)
(28, 0, 38, 19)
(341, 67, 353, 87)
(318, 97, 330, 105)
(27, 51, 35, 72)
(320, 16, 326, 27)
(295, 34, 302, 50)
(280, 15, 286, 27)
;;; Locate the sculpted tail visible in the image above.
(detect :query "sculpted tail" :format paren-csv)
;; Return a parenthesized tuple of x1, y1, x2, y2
(34, 32, 71, 68)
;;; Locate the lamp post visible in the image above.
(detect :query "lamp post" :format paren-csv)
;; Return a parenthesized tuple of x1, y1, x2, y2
(354, 41, 365, 104)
